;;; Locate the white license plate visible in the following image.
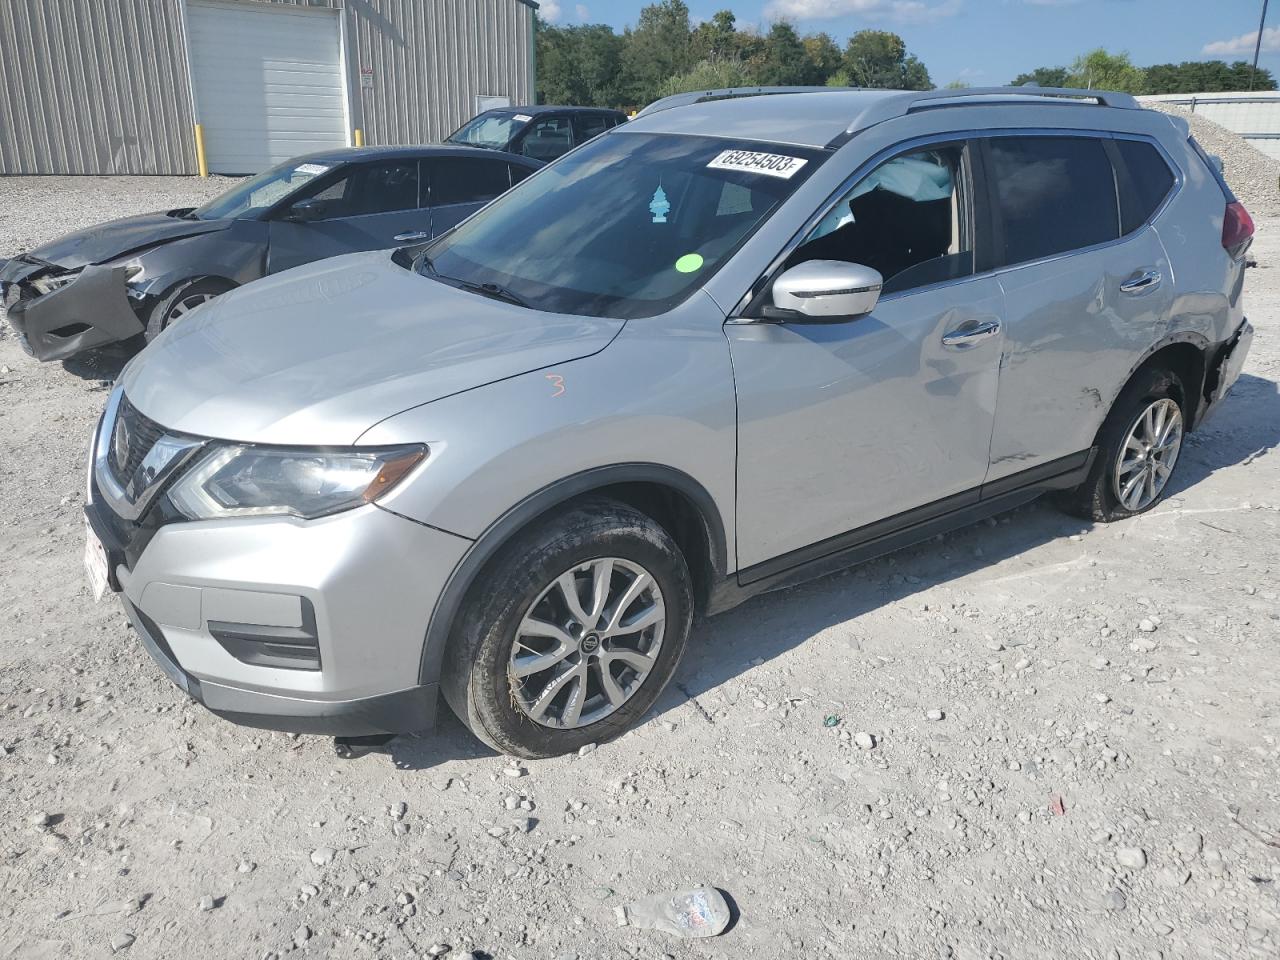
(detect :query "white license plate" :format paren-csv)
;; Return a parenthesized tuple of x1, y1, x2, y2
(83, 521, 109, 602)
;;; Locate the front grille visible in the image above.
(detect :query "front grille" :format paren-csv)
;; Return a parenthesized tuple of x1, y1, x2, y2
(110, 395, 166, 487)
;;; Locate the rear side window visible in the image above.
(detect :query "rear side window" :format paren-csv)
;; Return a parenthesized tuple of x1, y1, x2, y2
(429, 157, 511, 206)
(574, 113, 612, 143)
(509, 162, 534, 185)
(986, 136, 1119, 267)
(1114, 139, 1176, 233)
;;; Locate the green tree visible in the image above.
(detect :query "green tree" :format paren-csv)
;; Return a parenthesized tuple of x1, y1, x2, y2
(1068, 48, 1146, 94)
(1012, 66, 1071, 88)
(757, 22, 813, 86)
(690, 9, 738, 61)
(621, 0, 694, 105)
(943, 79, 970, 89)
(842, 30, 932, 90)
(802, 32, 843, 85)
(656, 56, 754, 98)
(1144, 59, 1276, 94)
(536, 22, 625, 106)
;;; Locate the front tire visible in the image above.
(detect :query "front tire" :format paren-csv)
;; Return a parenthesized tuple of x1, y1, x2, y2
(1058, 366, 1187, 522)
(441, 498, 694, 759)
(145, 278, 232, 340)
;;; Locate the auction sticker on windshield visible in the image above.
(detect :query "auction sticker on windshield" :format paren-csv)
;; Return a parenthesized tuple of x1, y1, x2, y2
(707, 150, 808, 179)
(84, 521, 108, 602)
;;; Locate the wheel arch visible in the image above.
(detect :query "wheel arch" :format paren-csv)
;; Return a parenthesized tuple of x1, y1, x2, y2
(417, 463, 729, 687)
(1115, 334, 1211, 428)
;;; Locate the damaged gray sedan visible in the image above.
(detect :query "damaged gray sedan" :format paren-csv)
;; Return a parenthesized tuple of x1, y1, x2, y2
(0, 145, 540, 361)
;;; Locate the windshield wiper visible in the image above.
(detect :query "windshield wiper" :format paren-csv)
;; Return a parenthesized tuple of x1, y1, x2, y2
(456, 279, 530, 308)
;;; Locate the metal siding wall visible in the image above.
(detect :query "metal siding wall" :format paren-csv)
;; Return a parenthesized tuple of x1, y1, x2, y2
(350, 0, 533, 146)
(0, 0, 197, 175)
(0, 0, 534, 175)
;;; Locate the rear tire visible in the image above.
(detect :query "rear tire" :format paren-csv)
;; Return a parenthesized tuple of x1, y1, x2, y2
(145, 277, 232, 340)
(1057, 366, 1187, 522)
(441, 498, 693, 759)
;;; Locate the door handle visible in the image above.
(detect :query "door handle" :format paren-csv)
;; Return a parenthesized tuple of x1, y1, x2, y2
(393, 231, 430, 243)
(941, 319, 1001, 347)
(1120, 270, 1162, 294)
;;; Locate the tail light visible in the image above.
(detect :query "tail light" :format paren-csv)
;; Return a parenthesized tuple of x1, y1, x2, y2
(1222, 201, 1255, 259)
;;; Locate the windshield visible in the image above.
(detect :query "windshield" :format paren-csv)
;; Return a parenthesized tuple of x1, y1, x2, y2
(192, 159, 337, 220)
(446, 111, 530, 150)
(424, 133, 824, 319)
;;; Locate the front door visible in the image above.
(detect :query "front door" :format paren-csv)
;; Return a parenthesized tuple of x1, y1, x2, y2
(729, 140, 1004, 571)
(267, 159, 429, 273)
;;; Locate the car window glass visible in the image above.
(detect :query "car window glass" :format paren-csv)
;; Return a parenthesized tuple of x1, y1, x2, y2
(430, 157, 511, 206)
(1115, 139, 1176, 234)
(509, 163, 534, 185)
(574, 114, 611, 143)
(519, 117, 573, 161)
(296, 161, 419, 219)
(789, 145, 972, 296)
(193, 159, 334, 220)
(987, 136, 1119, 267)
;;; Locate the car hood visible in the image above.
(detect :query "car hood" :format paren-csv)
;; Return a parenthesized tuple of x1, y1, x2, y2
(120, 251, 626, 445)
(23, 211, 229, 270)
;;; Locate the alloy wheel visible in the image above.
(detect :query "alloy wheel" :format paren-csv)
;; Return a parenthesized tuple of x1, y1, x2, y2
(508, 557, 666, 729)
(1113, 397, 1183, 512)
(165, 291, 217, 327)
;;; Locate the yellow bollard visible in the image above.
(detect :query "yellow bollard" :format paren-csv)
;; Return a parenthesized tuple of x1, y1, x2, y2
(193, 123, 208, 178)
(353, 128, 364, 147)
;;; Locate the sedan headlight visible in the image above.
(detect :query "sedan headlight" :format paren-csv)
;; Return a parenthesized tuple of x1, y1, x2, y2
(168, 444, 426, 520)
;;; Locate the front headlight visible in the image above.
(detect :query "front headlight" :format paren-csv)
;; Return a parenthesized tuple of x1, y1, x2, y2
(168, 444, 426, 520)
(31, 271, 79, 295)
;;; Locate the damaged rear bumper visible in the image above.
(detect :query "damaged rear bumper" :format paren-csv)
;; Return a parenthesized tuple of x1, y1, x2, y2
(1, 261, 144, 361)
(1197, 317, 1253, 427)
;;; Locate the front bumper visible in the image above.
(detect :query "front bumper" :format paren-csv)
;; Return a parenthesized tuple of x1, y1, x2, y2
(87, 488, 470, 737)
(2, 261, 144, 361)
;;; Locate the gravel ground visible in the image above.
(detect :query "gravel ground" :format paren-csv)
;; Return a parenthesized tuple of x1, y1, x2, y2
(1, 176, 1279, 960)
(1145, 103, 1280, 217)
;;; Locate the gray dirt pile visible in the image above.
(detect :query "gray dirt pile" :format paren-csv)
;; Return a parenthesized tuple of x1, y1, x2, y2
(1145, 103, 1280, 216)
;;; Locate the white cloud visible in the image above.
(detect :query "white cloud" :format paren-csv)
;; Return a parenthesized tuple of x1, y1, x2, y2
(540, 0, 562, 21)
(575, 3, 589, 20)
(1203, 26, 1280, 57)
(762, 0, 961, 25)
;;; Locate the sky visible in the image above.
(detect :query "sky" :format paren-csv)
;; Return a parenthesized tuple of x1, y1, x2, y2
(535, 0, 1280, 89)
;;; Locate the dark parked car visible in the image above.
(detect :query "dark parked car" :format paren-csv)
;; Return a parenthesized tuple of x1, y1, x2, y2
(446, 105, 627, 162)
(0, 145, 541, 362)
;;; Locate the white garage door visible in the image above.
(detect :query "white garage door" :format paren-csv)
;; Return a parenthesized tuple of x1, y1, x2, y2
(186, 0, 349, 174)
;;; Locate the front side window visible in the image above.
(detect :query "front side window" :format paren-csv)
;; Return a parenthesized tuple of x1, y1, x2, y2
(295, 161, 419, 219)
(192, 158, 336, 220)
(789, 144, 972, 296)
(430, 158, 511, 206)
(423, 133, 824, 319)
(987, 136, 1119, 267)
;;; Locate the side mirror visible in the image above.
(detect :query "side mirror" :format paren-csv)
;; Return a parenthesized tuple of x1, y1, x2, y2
(770, 260, 883, 321)
(285, 198, 326, 223)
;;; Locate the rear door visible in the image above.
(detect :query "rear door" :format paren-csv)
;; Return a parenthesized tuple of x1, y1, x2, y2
(426, 156, 515, 237)
(266, 159, 428, 273)
(983, 134, 1175, 481)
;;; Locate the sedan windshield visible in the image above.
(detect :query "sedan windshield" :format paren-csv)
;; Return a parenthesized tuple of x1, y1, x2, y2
(446, 112, 528, 150)
(192, 158, 338, 220)
(424, 133, 824, 318)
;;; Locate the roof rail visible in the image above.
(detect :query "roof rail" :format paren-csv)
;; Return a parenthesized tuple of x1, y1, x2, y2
(633, 86, 854, 119)
(842, 86, 1140, 133)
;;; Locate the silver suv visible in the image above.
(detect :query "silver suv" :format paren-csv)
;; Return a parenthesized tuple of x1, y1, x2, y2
(85, 87, 1254, 758)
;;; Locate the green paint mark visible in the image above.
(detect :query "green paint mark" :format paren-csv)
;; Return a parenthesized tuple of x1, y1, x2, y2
(675, 253, 704, 273)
